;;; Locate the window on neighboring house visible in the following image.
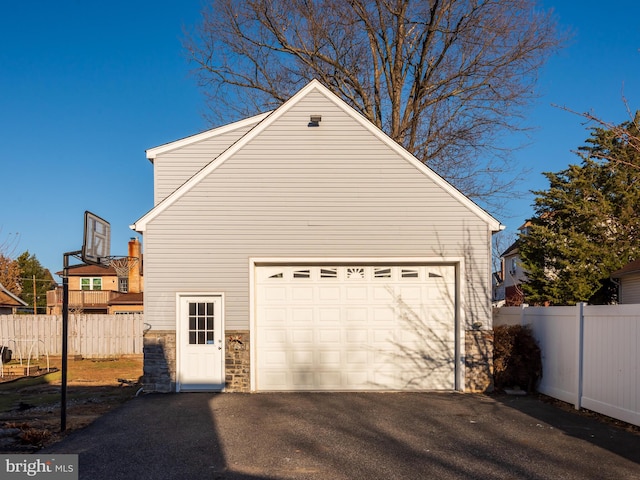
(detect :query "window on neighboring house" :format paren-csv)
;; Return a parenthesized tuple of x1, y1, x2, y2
(80, 278, 102, 291)
(509, 258, 517, 275)
(119, 278, 128, 293)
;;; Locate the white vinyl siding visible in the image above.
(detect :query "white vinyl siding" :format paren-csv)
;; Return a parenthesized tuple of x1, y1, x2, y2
(142, 89, 493, 331)
(152, 122, 261, 205)
(620, 274, 640, 304)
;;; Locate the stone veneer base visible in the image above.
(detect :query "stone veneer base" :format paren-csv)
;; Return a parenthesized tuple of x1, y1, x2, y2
(142, 329, 493, 393)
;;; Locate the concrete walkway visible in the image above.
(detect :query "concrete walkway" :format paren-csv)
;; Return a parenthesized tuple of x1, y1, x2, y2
(43, 392, 640, 479)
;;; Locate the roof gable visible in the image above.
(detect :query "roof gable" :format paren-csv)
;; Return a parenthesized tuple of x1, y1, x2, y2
(501, 240, 521, 258)
(56, 264, 116, 277)
(109, 292, 144, 305)
(611, 259, 640, 278)
(133, 80, 501, 232)
(0, 283, 27, 307)
(145, 111, 272, 162)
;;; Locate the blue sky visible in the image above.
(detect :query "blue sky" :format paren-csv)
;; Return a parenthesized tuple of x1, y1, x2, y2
(1, 1, 639, 277)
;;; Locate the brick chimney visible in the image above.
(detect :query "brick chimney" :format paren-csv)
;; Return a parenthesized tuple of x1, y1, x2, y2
(128, 238, 142, 294)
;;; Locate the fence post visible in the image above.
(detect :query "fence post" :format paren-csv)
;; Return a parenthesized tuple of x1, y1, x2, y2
(520, 303, 529, 326)
(575, 302, 586, 410)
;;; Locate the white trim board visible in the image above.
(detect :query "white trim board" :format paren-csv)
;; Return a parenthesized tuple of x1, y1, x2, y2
(132, 80, 501, 233)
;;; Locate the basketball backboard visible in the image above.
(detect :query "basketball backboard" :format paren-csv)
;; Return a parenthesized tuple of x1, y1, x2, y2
(81, 211, 111, 266)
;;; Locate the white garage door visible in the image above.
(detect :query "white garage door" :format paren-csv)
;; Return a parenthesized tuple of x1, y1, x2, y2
(255, 265, 457, 391)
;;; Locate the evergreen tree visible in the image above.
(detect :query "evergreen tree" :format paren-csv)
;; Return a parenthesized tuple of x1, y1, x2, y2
(16, 251, 56, 313)
(519, 116, 640, 305)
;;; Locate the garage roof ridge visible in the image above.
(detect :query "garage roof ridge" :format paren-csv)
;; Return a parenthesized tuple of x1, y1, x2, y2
(132, 80, 502, 233)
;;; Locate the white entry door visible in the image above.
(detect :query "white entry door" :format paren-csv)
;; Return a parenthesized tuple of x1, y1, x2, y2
(177, 295, 224, 391)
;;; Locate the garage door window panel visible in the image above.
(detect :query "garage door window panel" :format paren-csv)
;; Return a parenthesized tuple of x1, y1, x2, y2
(401, 268, 419, 278)
(320, 268, 338, 278)
(346, 267, 365, 279)
(374, 267, 392, 278)
(293, 269, 311, 278)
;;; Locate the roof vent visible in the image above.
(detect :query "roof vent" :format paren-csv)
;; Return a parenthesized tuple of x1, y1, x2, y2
(308, 115, 322, 127)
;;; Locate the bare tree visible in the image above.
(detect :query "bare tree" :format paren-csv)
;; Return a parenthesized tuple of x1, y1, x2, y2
(185, 0, 564, 207)
(0, 230, 21, 295)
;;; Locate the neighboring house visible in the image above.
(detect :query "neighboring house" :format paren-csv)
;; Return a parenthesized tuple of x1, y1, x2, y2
(47, 238, 143, 314)
(492, 271, 505, 307)
(132, 80, 502, 394)
(499, 222, 531, 306)
(0, 282, 28, 314)
(611, 259, 640, 304)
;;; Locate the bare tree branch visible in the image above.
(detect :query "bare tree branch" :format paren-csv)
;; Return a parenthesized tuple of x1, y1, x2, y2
(184, 0, 564, 208)
(553, 102, 640, 170)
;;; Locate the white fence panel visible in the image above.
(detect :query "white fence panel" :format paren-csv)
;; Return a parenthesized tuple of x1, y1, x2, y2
(525, 306, 578, 405)
(493, 304, 640, 427)
(0, 314, 144, 359)
(492, 306, 522, 326)
(582, 305, 640, 426)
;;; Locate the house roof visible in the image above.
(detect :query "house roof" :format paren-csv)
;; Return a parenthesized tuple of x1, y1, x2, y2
(501, 220, 534, 257)
(0, 282, 28, 307)
(501, 239, 521, 258)
(145, 111, 272, 162)
(132, 79, 502, 233)
(611, 259, 640, 278)
(57, 264, 117, 276)
(56, 256, 144, 277)
(109, 292, 144, 305)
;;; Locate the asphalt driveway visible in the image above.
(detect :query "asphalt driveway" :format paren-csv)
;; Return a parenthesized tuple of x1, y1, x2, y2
(43, 392, 639, 479)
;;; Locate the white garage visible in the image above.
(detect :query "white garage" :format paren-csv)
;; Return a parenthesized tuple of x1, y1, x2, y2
(254, 264, 458, 391)
(134, 80, 501, 394)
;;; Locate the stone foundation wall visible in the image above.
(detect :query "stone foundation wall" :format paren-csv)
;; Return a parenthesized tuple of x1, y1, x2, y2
(142, 329, 251, 393)
(142, 330, 176, 393)
(225, 330, 250, 392)
(141, 328, 493, 394)
(465, 329, 494, 393)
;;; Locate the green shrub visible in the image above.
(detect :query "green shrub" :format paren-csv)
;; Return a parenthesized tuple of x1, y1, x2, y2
(493, 325, 542, 393)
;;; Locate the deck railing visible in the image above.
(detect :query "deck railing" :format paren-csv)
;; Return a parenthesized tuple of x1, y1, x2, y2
(46, 289, 121, 308)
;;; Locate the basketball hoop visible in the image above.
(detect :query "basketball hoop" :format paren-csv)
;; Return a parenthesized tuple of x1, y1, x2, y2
(106, 256, 139, 278)
(82, 211, 111, 266)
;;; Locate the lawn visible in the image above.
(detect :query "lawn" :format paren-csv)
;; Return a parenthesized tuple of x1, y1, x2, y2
(0, 356, 143, 452)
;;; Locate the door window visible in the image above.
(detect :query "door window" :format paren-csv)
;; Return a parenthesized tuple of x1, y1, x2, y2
(188, 302, 215, 345)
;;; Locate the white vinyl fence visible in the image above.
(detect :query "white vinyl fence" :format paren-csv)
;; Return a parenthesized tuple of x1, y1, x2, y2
(0, 314, 145, 360)
(494, 304, 640, 427)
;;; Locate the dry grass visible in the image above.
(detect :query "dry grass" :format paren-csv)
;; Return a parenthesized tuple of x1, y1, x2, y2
(0, 356, 143, 452)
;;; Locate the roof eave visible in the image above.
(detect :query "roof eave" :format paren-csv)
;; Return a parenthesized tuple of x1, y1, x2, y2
(145, 111, 273, 162)
(134, 79, 502, 232)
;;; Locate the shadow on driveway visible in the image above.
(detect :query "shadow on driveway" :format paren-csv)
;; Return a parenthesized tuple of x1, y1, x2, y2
(43, 392, 640, 480)
(493, 392, 640, 465)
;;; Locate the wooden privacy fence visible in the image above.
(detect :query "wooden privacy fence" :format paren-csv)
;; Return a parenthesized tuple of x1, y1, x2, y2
(494, 304, 640, 427)
(0, 314, 145, 359)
